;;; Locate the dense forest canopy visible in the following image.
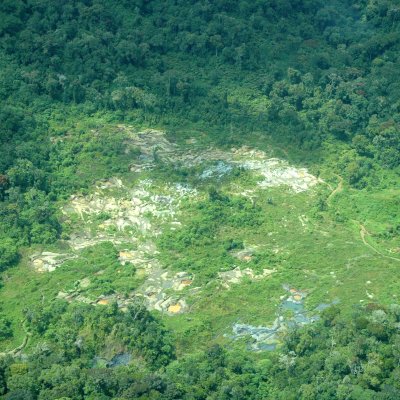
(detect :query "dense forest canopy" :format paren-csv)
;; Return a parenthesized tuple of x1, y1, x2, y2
(1, 0, 398, 263)
(0, 0, 400, 399)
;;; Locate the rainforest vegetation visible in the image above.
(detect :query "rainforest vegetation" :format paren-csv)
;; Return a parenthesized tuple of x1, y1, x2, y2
(1, 0, 400, 399)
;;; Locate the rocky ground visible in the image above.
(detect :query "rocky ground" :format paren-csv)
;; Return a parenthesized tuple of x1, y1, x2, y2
(30, 127, 324, 344)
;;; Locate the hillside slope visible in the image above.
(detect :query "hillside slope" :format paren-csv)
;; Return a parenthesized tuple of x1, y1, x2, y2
(0, 1, 400, 399)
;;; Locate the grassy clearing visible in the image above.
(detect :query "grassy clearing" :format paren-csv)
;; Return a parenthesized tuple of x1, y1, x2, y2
(1, 122, 399, 356)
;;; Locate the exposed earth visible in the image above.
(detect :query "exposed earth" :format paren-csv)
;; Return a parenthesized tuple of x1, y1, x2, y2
(21, 127, 399, 352)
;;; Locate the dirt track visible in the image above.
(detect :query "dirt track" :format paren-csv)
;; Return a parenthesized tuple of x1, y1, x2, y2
(0, 320, 31, 357)
(326, 175, 400, 263)
(357, 221, 400, 262)
(327, 174, 343, 205)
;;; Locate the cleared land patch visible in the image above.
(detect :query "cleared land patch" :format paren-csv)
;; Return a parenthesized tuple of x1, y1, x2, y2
(2, 126, 399, 353)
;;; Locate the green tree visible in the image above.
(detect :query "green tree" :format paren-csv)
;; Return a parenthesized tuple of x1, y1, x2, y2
(0, 314, 13, 340)
(0, 238, 18, 271)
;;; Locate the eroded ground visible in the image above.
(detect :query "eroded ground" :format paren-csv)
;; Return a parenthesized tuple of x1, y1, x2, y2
(14, 126, 399, 352)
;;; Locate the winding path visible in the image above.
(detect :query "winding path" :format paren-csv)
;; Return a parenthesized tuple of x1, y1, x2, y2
(0, 320, 31, 358)
(356, 221, 400, 262)
(327, 174, 343, 205)
(326, 174, 400, 262)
